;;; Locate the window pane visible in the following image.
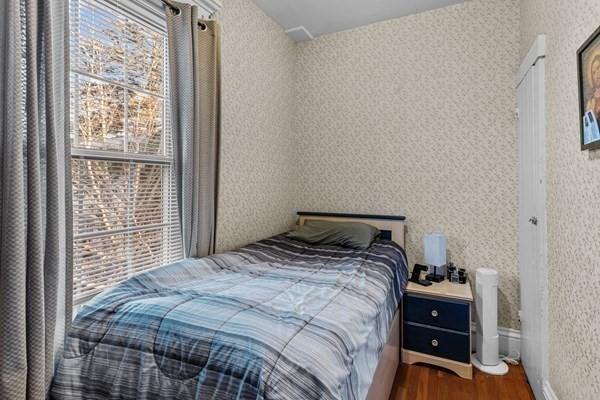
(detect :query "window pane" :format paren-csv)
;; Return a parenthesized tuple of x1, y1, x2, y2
(127, 90, 164, 155)
(72, 159, 129, 235)
(72, 0, 125, 82)
(71, 73, 125, 151)
(72, 160, 174, 235)
(124, 23, 164, 95)
(74, 224, 182, 299)
(130, 163, 167, 226)
(72, 159, 182, 301)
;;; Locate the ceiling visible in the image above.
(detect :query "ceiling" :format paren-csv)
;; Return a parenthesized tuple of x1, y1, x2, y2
(253, 0, 465, 41)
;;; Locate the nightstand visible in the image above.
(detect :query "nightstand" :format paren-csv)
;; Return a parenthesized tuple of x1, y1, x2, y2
(401, 280, 473, 379)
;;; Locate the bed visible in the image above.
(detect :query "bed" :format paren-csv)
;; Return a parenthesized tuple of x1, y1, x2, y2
(51, 213, 408, 400)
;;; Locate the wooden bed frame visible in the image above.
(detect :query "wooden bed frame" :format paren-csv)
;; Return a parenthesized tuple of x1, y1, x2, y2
(296, 212, 406, 400)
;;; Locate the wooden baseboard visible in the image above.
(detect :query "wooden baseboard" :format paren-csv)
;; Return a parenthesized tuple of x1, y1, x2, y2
(402, 349, 473, 380)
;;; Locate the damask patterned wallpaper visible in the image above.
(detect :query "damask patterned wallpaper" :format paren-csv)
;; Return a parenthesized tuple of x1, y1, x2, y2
(216, 0, 298, 252)
(215, 0, 529, 331)
(194, 2, 600, 393)
(520, 1, 600, 398)
(294, 0, 521, 328)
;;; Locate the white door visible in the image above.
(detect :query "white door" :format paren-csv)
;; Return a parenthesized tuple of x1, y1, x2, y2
(517, 35, 548, 400)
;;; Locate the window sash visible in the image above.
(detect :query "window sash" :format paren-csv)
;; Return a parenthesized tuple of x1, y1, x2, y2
(70, 0, 182, 303)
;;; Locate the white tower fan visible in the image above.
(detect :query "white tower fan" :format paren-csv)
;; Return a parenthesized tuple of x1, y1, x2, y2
(471, 268, 509, 375)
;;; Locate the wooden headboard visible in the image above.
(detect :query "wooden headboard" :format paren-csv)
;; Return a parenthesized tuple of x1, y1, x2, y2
(297, 212, 406, 249)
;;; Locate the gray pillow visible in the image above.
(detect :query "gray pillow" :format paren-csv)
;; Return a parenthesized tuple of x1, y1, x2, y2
(288, 220, 380, 249)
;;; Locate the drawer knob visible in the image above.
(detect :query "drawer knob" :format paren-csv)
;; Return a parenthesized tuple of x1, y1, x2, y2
(431, 339, 439, 347)
(431, 309, 439, 317)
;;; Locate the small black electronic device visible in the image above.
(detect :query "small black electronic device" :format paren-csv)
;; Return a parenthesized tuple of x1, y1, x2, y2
(410, 264, 432, 286)
(446, 262, 457, 280)
(425, 264, 445, 283)
(458, 268, 467, 284)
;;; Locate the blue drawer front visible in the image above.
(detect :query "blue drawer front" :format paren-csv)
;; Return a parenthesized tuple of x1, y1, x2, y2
(403, 294, 469, 332)
(403, 322, 470, 363)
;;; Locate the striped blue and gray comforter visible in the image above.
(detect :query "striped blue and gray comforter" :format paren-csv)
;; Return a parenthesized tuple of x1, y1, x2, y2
(51, 234, 408, 400)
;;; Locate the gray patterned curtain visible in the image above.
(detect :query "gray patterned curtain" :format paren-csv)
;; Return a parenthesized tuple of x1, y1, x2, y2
(0, 0, 72, 398)
(166, 2, 221, 258)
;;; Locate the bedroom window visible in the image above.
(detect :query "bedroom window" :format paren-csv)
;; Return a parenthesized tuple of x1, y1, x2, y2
(70, 0, 182, 303)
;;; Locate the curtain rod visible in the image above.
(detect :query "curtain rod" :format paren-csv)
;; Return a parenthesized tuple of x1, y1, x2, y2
(160, 0, 213, 29)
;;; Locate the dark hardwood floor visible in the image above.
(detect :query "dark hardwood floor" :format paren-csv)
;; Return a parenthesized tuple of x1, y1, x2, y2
(390, 363, 535, 400)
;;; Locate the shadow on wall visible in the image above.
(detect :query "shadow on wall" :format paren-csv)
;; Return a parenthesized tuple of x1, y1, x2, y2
(586, 148, 600, 160)
(498, 289, 517, 329)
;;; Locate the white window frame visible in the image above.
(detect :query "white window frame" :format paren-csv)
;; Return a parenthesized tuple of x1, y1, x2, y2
(70, 0, 179, 304)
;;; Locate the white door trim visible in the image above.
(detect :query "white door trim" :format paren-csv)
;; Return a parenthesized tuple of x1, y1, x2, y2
(543, 380, 559, 400)
(517, 34, 549, 400)
(517, 35, 546, 87)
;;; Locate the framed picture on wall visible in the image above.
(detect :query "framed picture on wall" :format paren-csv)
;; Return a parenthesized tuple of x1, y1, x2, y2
(578, 24, 600, 151)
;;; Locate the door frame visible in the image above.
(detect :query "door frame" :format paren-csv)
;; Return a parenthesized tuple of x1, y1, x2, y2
(516, 34, 549, 399)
